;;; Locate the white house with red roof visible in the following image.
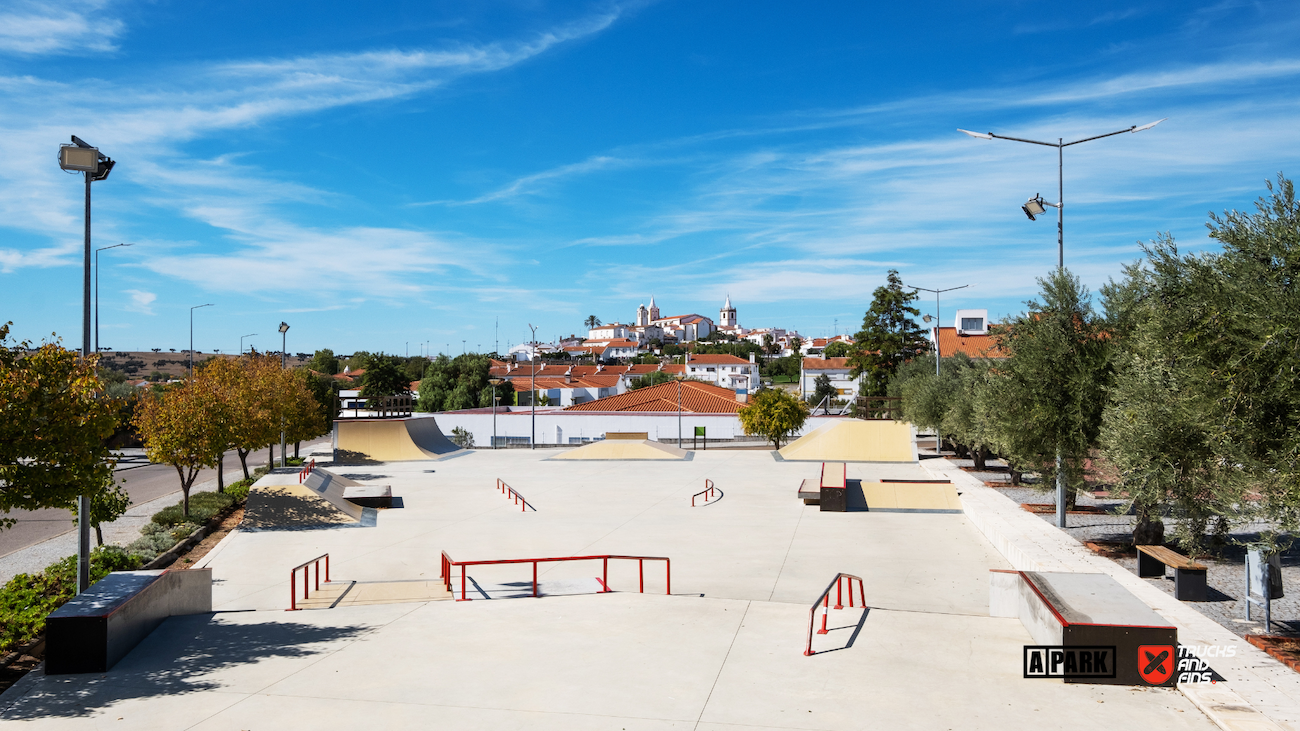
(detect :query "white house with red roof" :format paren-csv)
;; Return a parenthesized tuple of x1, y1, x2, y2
(799, 356, 861, 403)
(685, 352, 757, 392)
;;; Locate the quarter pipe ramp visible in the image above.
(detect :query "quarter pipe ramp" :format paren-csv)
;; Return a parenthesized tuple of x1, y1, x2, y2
(333, 416, 464, 462)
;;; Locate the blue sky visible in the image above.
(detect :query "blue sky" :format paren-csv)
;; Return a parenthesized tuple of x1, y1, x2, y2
(2, 1, 1299, 356)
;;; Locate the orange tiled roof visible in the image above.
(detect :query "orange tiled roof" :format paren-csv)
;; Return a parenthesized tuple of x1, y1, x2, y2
(802, 357, 850, 370)
(686, 354, 751, 365)
(564, 381, 742, 413)
(934, 327, 1006, 359)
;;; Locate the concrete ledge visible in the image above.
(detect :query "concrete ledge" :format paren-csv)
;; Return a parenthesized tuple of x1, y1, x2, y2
(926, 458, 1300, 728)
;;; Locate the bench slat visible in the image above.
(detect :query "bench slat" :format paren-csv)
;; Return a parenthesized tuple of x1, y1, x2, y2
(1137, 545, 1206, 571)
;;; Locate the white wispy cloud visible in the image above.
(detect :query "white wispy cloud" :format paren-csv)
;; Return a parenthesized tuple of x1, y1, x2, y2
(123, 289, 155, 315)
(0, 0, 124, 56)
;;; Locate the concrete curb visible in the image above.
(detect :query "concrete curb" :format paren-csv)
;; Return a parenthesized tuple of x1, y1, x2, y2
(924, 458, 1299, 730)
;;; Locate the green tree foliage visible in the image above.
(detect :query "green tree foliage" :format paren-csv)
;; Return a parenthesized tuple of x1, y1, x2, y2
(691, 340, 761, 359)
(849, 269, 929, 396)
(133, 379, 225, 518)
(630, 371, 674, 390)
(416, 354, 498, 412)
(760, 353, 801, 381)
(306, 348, 339, 375)
(810, 374, 838, 409)
(986, 268, 1111, 507)
(738, 388, 809, 449)
(821, 341, 852, 358)
(663, 344, 685, 357)
(0, 325, 119, 530)
(71, 479, 131, 547)
(361, 355, 412, 407)
(584, 315, 602, 330)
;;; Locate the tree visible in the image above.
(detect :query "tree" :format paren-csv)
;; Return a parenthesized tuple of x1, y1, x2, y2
(631, 371, 674, 390)
(0, 325, 119, 529)
(416, 354, 496, 412)
(986, 268, 1111, 509)
(361, 355, 411, 408)
(849, 269, 928, 396)
(306, 348, 340, 376)
(583, 315, 602, 331)
(738, 388, 809, 449)
(133, 380, 224, 518)
(810, 374, 838, 411)
(72, 479, 131, 547)
(821, 341, 852, 358)
(283, 369, 329, 458)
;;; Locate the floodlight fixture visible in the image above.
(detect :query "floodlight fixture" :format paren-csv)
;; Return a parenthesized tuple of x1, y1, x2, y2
(1023, 195, 1047, 220)
(957, 129, 994, 140)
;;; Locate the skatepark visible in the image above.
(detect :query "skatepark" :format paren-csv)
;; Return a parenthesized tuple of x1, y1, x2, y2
(3, 417, 1298, 730)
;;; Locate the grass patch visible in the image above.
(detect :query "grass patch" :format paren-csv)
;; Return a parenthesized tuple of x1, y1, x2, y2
(0, 546, 143, 655)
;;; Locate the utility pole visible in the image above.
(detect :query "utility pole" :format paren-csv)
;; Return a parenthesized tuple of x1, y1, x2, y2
(528, 324, 538, 449)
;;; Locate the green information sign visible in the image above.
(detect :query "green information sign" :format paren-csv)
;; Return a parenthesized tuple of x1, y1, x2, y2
(694, 426, 706, 437)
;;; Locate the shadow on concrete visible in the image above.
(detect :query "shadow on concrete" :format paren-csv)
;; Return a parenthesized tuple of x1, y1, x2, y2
(331, 450, 381, 466)
(242, 486, 360, 530)
(845, 480, 867, 512)
(0, 614, 370, 720)
(815, 607, 872, 654)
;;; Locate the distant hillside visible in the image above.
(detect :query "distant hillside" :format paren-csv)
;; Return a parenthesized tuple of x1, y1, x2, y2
(96, 350, 313, 381)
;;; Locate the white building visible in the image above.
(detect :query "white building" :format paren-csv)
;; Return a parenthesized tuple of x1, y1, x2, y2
(799, 356, 861, 402)
(588, 322, 632, 340)
(685, 353, 758, 392)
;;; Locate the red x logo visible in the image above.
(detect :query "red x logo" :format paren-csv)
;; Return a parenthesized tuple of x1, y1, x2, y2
(1139, 645, 1174, 685)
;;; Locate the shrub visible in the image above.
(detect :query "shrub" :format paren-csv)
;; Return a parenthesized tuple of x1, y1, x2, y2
(0, 546, 143, 654)
(151, 490, 234, 527)
(225, 477, 253, 502)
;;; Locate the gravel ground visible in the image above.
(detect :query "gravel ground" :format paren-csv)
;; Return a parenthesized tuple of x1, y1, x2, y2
(946, 455, 1300, 638)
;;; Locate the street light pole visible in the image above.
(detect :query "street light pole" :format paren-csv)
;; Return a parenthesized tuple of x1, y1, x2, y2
(905, 284, 968, 458)
(675, 373, 686, 448)
(59, 136, 115, 595)
(189, 304, 214, 379)
(958, 118, 1164, 528)
(489, 378, 502, 449)
(279, 322, 289, 467)
(94, 243, 132, 354)
(528, 324, 537, 449)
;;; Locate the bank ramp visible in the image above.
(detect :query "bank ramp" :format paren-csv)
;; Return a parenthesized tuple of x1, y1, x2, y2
(333, 416, 464, 462)
(778, 420, 917, 463)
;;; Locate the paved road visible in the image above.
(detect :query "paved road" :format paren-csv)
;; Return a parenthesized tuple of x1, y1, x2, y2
(0, 442, 328, 559)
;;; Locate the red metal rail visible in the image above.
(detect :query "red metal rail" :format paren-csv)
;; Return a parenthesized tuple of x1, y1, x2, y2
(692, 479, 717, 506)
(496, 478, 534, 512)
(288, 553, 330, 611)
(298, 458, 317, 484)
(440, 551, 670, 601)
(804, 573, 865, 656)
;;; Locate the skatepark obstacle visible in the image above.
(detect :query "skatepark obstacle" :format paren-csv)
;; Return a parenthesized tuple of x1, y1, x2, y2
(778, 420, 917, 463)
(288, 553, 330, 611)
(441, 551, 670, 601)
(496, 478, 534, 511)
(805, 573, 866, 656)
(333, 416, 463, 462)
(551, 438, 690, 461)
(297, 458, 316, 483)
(692, 479, 718, 506)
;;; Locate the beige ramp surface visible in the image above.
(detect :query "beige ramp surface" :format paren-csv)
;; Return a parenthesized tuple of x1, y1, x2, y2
(551, 439, 689, 460)
(334, 416, 464, 462)
(861, 481, 963, 512)
(779, 419, 917, 462)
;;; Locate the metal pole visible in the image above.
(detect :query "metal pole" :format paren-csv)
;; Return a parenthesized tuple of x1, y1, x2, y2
(491, 382, 498, 449)
(94, 246, 99, 355)
(529, 324, 537, 449)
(280, 328, 287, 468)
(189, 308, 194, 379)
(1058, 139, 1064, 269)
(77, 171, 91, 594)
(678, 379, 683, 448)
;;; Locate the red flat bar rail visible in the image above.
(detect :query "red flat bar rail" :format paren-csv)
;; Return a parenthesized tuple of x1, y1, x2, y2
(440, 551, 669, 601)
(804, 572, 866, 656)
(496, 479, 535, 512)
(288, 553, 330, 611)
(692, 479, 717, 506)
(298, 458, 317, 484)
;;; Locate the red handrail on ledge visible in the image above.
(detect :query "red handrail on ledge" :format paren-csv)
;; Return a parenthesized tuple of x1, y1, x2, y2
(298, 458, 317, 484)
(288, 553, 330, 611)
(440, 551, 670, 601)
(496, 479, 534, 512)
(804, 573, 865, 656)
(692, 479, 717, 506)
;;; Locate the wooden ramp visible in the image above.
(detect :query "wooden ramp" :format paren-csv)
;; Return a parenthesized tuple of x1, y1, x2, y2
(860, 481, 962, 513)
(295, 580, 452, 609)
(778, 420, 917, 463)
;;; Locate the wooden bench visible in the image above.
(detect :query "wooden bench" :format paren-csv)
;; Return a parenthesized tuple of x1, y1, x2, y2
(1137, 545, 1207, 601)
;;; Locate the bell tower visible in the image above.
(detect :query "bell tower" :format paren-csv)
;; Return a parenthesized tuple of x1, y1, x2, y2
(720, 295, 736, 328)
(649, 295, 660, 322)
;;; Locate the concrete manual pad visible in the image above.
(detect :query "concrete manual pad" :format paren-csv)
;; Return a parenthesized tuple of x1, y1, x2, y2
(295, 579, 451, 609)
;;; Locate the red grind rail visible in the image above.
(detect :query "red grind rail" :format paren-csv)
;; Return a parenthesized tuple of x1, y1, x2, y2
(297, 458, 318, 484)
(440, 551, 669, 601)
(804, 573, 866, 656)
(288, 553, 330, 611)
(496, 478, 534, 512)
(692, 479, 717, 506)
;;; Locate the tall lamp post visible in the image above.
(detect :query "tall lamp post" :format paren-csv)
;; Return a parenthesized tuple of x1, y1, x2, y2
(189, 304, 214, 379)
(905, 283, 969, 456)
(95, 242, 132, 353)
(58, 135, 115, 596)
(959, 119, 1164, 529)
(241, 333, 257, 354)
(527, 324, 538, 449)
(279, 322, 289, 467)
(675, 372, 686, 448)
(489, 378, 502, 449)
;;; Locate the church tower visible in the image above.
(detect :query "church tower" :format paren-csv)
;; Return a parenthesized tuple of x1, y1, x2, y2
(720, 295, 737, 328)
(649, 295, 660, 322)
(636, 303, 648, 327)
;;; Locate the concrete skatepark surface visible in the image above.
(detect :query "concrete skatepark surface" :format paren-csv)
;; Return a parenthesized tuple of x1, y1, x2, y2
(333, 416, 464, 462)
(778, 419, 918, 463)
(242, 471, 371, 530)
(0, 449, 1231, 730)
(550, 438, 691, 460)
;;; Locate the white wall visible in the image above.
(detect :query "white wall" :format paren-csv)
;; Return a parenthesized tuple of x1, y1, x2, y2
(421, 409, 847, 447)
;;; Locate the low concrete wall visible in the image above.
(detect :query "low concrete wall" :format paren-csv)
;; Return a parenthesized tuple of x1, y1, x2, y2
(46, 569, 211, 674)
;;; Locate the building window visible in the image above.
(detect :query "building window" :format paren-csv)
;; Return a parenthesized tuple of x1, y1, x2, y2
(961, 317, 984, 331)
